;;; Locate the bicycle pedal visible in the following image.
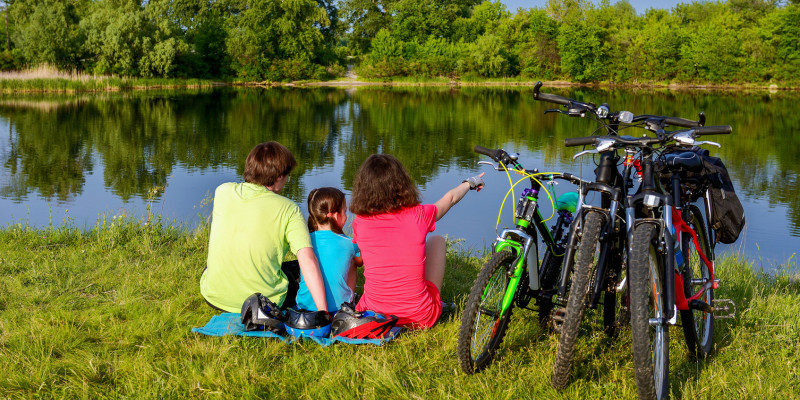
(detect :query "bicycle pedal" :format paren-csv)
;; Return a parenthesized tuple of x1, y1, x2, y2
(712, 299, 736, 319)
(551, 307, 567, 332)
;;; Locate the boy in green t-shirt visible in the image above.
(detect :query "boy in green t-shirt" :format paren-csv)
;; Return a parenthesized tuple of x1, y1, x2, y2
(200, 142, 327, 312)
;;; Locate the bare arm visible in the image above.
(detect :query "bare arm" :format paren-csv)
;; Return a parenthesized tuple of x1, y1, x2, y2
(433, 172, 485, 221)
(295, 247, 328, 311)
(346, 260, 357, 292)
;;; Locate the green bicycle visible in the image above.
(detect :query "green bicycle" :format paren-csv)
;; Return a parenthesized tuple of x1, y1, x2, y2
(457, 145, 586, 374)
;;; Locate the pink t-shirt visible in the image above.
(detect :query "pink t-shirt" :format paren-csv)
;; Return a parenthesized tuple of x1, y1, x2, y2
(352, 204, 442, 329)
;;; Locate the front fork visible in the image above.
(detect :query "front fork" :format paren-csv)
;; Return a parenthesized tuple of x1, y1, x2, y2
(557, 191, 622, 302)
(626, 193, 677, 322)
(493, 234, 531, 318)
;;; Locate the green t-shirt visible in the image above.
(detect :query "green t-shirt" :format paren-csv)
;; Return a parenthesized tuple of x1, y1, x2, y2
(200, 182, 312, 312)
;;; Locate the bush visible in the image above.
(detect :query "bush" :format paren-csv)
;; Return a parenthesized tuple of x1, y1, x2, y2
(0, 50, 25, 71)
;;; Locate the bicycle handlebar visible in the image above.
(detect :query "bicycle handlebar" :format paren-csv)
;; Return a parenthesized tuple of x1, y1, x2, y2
(534, 81, 587, 108)
(474, 145, 503, 160)
(664, 116, 703, 128)
(632, 114, 706, 128)
(564, 136, 597, 147)
(694, 125, 732, 135)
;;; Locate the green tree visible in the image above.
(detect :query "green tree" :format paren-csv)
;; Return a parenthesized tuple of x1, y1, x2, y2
(770, 4, 800, 80)
(678, 7, 743, 82)
(452, 0, 509, 43)
(338, 0, 395, 55)
(625, 9, 686, 81)
(225, 0, 330, 80)
(465, 33, 509, 77)
(497, 8, 560, 78)
(10, 0, 87, 69)
(556, 18, 606, 82)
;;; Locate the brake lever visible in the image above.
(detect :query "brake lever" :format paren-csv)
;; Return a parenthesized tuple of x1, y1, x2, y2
(573, 149, 599, 159)
(478, 160, 506, 171)
(545, 109, 566, 115)
(695, 140, 721, 148)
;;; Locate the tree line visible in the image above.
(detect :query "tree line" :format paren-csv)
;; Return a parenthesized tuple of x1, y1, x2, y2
(0, 0, 798, 83)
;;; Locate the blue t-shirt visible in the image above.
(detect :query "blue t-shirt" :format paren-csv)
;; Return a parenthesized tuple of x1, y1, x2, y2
(295, 230, 360, 312)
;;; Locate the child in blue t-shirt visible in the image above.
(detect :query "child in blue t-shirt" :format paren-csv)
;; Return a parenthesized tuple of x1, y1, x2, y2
(295, 187, 362, 312)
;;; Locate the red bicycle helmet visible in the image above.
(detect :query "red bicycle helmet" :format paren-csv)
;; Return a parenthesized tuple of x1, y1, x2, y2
(331, 302, 399, 339)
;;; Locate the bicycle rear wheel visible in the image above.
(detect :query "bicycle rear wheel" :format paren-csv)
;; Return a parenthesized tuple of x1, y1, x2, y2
(680, 204, 714, 359)
(551, 211, 603, 389)
(630, 223, 670, 400)
(457, 250, 515, 374)
(602, 243, 627, 338)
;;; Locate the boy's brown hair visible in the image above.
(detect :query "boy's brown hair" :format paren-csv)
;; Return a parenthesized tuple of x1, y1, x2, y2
(350, 154, 420, 216)
(307, 187, 346, 234)
(243, 142, 297, 188)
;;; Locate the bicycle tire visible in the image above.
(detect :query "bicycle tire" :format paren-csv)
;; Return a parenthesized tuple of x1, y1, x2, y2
(630, 223, 670, 400)
(537, 249, 563, 330)
(602, 244, 627, 338)
(680, 204, 714, 359)
(551, 211, 603, 389)
(457, 250, 516, 374)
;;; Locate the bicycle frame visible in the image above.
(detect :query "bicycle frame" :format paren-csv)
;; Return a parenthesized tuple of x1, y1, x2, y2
(493, 183, 566, 318)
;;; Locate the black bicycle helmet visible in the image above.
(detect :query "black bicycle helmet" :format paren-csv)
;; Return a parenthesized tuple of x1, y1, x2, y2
(284, 308, 332, 337)
(240, 293, 285, 333)
(330, 301, 399, 339)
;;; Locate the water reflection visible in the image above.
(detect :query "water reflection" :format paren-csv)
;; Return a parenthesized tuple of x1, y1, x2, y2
(0, 87, 797, 266)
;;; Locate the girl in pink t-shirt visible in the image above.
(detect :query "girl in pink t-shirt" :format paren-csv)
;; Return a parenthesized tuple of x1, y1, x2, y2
(349, 154, 484, 329)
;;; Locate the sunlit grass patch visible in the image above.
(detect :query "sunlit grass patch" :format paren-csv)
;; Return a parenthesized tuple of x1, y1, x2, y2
(0, 218, 797, 398)
(0, 65, 223, 93)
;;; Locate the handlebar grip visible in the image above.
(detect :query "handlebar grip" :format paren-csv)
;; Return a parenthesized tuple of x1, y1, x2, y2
(664, 116, 702, 128)
(694, 125, 732, 135)
(474, 145, 500, 159)
(534, 92, 571, 106)
(564, 137, 596, 147)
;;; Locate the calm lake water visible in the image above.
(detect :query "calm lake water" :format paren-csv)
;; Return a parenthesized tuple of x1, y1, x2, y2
(0, 87, 797, 270)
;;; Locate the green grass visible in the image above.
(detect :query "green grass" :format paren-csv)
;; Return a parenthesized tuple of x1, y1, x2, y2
(0, 216, 797, 398)
(0, 77, 224, 93)
(0, 66, 226, 92)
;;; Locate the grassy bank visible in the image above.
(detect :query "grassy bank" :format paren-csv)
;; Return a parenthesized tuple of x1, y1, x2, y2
(0, 66, 224, 93)
(2, 66, 799, 92)
(0, 217, 797, 398)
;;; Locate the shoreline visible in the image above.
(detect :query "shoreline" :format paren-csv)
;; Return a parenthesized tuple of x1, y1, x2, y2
(0, 77, 798, 93)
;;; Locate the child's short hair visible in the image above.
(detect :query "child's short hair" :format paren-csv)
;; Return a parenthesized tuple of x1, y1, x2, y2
(243, 142, 297, 187)
(308, 187, 346, 234)
(350, 154, 420, 216)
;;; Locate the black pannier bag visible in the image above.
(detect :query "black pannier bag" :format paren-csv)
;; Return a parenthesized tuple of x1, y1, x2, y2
(691, 148, 746, 244)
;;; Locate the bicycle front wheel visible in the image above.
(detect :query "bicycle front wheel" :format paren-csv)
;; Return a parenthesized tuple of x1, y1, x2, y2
(680, 204, 714, 359)
(630, 223, 670, 400)
(551, 211, 603, 389)
(457, 250, 515, 374)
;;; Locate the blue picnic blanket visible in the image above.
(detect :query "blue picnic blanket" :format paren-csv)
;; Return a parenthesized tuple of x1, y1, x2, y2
(191, 313, 402, 346)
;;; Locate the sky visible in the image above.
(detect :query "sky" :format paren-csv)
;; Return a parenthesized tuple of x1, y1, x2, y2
(501, 0, 689, 14)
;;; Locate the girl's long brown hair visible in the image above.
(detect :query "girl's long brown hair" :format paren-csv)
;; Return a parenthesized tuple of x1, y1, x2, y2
(349, 154, 420, 216)
(307, 187, 346, 234)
